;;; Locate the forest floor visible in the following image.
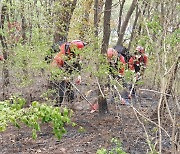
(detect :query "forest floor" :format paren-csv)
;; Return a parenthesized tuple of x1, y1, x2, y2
(0, 74, 177, 154)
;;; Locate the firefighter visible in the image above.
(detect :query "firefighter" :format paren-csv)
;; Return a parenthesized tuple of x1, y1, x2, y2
(129, 46, 148, 80)
(107, 47, 126, 78)
(51, 40, 86, 106)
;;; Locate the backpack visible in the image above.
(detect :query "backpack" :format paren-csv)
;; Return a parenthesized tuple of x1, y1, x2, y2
(45, 41, 65, 63)
(51, 41, 65, 53)
(113, 45, 131, 63)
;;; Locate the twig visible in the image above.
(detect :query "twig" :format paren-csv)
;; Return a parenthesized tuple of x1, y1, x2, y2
(113, 85, 122, 118)
(129, 77, 136, 98)
(131, 104, 178, 147)
(163, 61, 176, 77)
(171, 113, 176, 154)
(164, 96, 174, 124)
(163, 35, 167, 73)
(64, 61, 81, 73)
(96, 77, 105, 98)
(69, 81, 94, 108)
(139, 88, 172, 97)
(113, 85, 122, 102)
(132, 105, 153, 152)
(107, 74, 124, 89)
(157, 77, 166, 154)
(129, 104, 171, 140)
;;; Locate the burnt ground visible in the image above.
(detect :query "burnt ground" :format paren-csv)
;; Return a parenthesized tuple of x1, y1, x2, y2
(0, 73, 179, 154)
(0, 104, 157, 154)
(0, 99, 175, 154)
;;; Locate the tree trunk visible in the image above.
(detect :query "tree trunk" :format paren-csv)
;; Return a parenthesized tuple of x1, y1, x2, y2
(116, 0, 137, 46)
(101, 0, 112, 54)
(0, 3, 9, 99)
(94, 0, 98, 37)
(28, 1, 33, 43)
(98, 96, 108, 115)
(166, 56, 179, 97)
(151, 55, 180, 120)
(79, 0, 93, 40)
(162, 55, 180, 115)
(98, 0, 113, 115)
(97, 0, 105, 24)
(137, 0, 149, 35)
(21, 0, 27, 44)
(53, 0, 77, 43)
(128, 6, 140, 50)
(117, 0, 125, 37)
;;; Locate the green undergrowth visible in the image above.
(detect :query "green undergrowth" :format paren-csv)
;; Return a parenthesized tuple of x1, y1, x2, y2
(0, 96, 76, 140)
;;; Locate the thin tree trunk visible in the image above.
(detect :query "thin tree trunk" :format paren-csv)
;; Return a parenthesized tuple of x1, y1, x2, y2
(21, 0, 27, 44)
(29, 1, 33, 43)
(138, 1, 148, 35)
(79, 0, 93, 40)
(117, 0, 125, 37)
(0, 3, 9, 99)
(94, 0, 104, 38)
(101, 0, 112, 54)
(152, 55, 180, 120)
(97, 0, 105, 24)
(128, 6, 140, 50)
(98, 0, 113, 115)
(116, 0, 137, 46)
(165, 55, 179, 100)
(94, 0, 99, 37)
(20, 0, 28, 78)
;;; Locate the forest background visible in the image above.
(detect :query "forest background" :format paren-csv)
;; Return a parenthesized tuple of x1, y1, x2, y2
(0, 0, 179, 153)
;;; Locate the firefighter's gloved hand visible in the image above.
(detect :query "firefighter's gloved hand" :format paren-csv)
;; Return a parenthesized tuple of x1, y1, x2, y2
(75, 75, 81, 85)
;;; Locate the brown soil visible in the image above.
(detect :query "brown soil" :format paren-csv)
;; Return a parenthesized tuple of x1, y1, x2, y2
(0, 74, 175, 154)
(0, 106, 145, 154)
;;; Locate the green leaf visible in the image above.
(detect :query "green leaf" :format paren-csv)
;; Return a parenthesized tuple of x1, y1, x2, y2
(33, 122, 40, 131)
(0, 124, 7, 132)
(63, 108, 69, 116)
(96, 148, 107, 154)
(32, 129, 37, 140)
(32, 101, 39, 107)
(14, 122, 21, 129)
(72, 122, 77, 127)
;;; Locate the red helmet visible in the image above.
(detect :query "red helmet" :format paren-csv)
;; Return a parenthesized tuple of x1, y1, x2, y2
(107, 48, 117, 59)
(136, 46, 144, 53)
(71, 40, 85, 49)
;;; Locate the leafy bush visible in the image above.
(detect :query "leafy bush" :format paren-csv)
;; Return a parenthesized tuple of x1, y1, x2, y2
(0, 96, 74, 140)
